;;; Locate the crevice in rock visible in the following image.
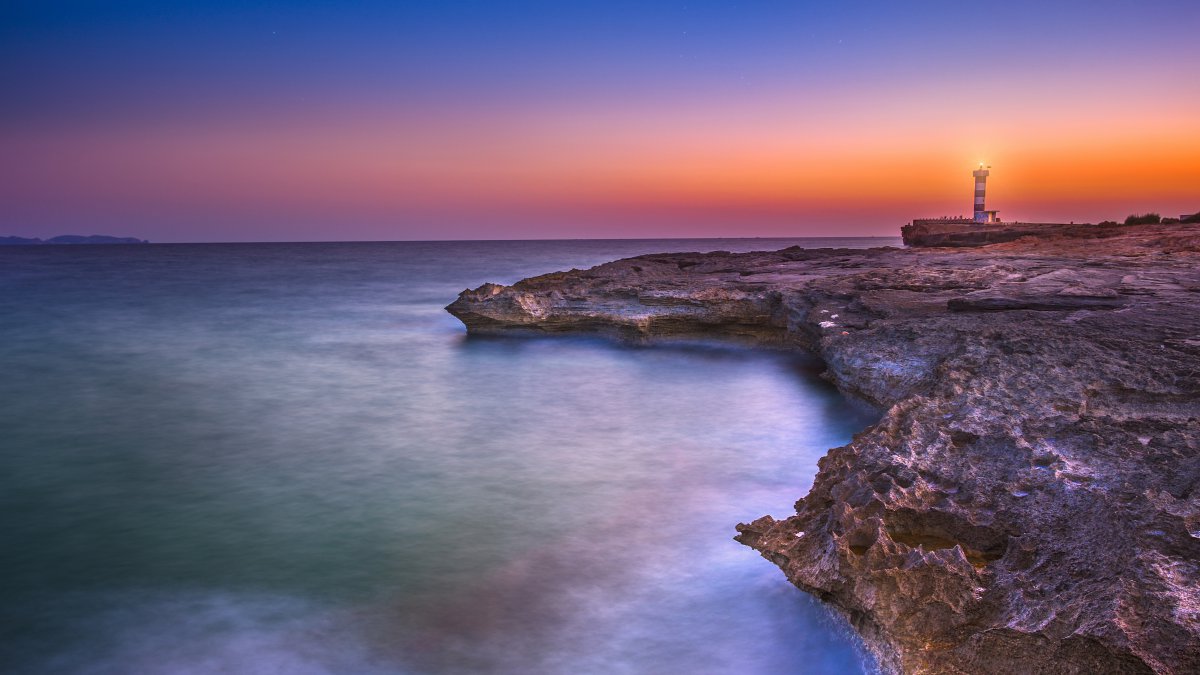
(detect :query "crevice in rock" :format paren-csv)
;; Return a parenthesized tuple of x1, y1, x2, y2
(883, 509, 1010, 568)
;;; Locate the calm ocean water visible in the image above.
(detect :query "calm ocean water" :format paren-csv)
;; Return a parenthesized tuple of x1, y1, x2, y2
(0, 238, 897, 674)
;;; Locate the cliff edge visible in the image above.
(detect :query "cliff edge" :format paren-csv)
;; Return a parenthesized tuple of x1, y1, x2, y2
(446, 223, 1200, 674)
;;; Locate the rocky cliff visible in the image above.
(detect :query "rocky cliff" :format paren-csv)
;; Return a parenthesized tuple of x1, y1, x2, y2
(446, 223, 1200, 674)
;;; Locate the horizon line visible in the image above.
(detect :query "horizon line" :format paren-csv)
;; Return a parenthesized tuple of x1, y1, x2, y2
(2, 234, 906, 246)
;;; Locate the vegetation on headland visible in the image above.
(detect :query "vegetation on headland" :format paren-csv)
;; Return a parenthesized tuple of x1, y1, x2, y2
(1096, 211, 1198, 227)
(1125, 213, 1162, 225)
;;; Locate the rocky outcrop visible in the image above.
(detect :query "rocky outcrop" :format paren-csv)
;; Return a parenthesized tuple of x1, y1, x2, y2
(445, 222, 1200, 674)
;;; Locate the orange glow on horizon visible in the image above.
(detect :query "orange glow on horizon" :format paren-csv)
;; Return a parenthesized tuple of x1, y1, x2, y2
(4, 79, 1198, 238)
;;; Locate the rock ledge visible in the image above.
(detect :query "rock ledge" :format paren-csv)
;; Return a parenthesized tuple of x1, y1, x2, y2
(446, 223, 1200, 674)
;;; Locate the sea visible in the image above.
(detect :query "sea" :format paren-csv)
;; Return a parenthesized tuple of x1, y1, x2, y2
(0, 238, 899, 674)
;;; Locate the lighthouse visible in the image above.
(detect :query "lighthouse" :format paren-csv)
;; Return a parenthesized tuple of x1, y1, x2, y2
(973, 165, 999, 223)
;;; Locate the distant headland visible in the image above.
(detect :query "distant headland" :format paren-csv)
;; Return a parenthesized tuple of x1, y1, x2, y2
(0, 235, 149, 246)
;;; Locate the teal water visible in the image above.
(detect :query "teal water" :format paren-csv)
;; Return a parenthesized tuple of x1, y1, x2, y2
(0, 239, 894, 674)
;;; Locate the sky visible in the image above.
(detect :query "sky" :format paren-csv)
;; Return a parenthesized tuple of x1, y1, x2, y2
(1, 0, 1198, 242)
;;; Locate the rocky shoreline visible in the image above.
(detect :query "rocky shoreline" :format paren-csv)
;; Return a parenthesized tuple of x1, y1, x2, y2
(446, 223, 1200, 674)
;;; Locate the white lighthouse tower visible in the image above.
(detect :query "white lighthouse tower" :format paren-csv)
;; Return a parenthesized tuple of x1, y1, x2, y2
(973, 165, 999, 223)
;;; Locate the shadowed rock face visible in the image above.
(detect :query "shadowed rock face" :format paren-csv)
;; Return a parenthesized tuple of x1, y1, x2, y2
(901, 220, 1133, 248)
(446, 223, 1200, 674)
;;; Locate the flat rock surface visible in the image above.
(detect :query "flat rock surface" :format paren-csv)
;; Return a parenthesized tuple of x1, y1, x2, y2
(446, 223, 1200, 674)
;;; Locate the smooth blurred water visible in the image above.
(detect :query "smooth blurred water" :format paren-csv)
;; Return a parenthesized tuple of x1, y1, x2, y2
(0, 238, 895, 674)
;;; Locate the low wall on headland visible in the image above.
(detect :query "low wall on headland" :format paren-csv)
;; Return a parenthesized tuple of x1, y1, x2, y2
(902, 220, 1129, 247)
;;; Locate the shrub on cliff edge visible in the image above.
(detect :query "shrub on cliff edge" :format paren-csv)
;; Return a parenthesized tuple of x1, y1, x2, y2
(1125, 213, 1162, 225)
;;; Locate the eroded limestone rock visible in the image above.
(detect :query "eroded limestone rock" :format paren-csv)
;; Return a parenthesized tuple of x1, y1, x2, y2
(446, 222, 1200, 674)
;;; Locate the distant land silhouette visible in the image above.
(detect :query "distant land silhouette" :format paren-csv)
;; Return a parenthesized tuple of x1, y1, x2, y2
(0, 235, 148, 245)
